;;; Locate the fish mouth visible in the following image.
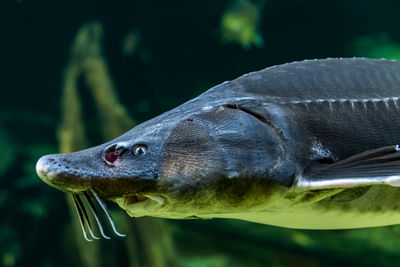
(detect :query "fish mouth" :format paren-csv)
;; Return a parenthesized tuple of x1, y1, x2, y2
(124, 195, 150, 205)
(115, 194, 167, 217)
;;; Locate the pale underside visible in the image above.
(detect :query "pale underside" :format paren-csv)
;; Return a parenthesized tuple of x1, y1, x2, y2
(210, 209, 400, 229)
(115, 183, 400, 230)
(218, 185, 400, 229)
(114, 142, 400, 230)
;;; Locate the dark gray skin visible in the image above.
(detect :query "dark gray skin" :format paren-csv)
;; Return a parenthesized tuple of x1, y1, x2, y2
(37, 58, 400, 229)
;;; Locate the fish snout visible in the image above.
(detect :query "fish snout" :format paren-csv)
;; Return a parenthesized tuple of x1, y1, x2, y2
(36, 154, 90, 193)
(36, 155, 57, 185)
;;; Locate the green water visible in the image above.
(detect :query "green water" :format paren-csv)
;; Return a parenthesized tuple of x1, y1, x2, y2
(2, 0, 400, 266)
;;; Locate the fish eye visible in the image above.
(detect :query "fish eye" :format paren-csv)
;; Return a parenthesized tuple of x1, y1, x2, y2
(133, 145, 147, 157)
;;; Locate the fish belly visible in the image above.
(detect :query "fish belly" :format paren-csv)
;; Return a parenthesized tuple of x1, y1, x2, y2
(211, 209, 400, 229)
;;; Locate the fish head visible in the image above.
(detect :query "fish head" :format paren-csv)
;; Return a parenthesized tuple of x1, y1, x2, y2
(36, 102, 296, 220)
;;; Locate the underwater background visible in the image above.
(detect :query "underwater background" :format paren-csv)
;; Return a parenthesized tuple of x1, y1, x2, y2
(2, 0, 400, 266)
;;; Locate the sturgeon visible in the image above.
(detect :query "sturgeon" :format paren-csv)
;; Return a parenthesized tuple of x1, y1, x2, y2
(36, 58, 400, 240)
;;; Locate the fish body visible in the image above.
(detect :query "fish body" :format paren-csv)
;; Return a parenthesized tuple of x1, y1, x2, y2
(36, 58, 400, 232)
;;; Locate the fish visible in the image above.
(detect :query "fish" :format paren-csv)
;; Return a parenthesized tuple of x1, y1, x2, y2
(36, 58, 400, 240)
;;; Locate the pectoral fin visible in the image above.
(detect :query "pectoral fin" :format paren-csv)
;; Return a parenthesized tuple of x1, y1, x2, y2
(295, 145, 400, 190)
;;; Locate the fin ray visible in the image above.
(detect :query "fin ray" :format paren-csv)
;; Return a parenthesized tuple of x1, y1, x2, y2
(295, 145, 400, 190)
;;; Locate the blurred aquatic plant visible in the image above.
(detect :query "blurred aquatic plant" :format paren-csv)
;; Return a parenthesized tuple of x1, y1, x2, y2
(220, 0, 265, 50)
(0, 121, 58, 266)
(57, 20, 178, 267)
(0, 126, 16, 177)
(58, 21, 101, 267)
(69, 21, 136, 139)
(121, 29, 152, 64)
(174, 219, 400, 267)
(350, 33, 400, 60)
(122, 30, 141, 57)
(0, 126, 19, 267)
